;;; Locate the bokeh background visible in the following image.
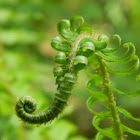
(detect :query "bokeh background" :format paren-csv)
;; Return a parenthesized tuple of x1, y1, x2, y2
(0, 0, 140, 140)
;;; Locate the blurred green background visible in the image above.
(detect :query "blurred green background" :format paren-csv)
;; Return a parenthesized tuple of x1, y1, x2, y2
(0, 0, 140, 140)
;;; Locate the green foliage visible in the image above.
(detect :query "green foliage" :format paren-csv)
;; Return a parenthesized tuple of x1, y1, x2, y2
(14, 15, 140, 139)
(84, 22, 140, 139)
(0, 0, 138, 139)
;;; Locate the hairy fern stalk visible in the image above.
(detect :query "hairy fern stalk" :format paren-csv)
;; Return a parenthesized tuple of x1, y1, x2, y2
(15, 16, 140, 140)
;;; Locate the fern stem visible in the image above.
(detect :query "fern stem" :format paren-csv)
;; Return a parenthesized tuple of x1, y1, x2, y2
(97, 56, 124, 140)
(70, 32, 91, 72)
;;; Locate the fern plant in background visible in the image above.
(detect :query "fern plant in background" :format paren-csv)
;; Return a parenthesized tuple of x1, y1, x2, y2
(15, 16, 140, 140)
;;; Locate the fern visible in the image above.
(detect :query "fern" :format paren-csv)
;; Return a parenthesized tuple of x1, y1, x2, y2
(85, 27, 140, 139)
(15, 16, 140, 139)
(15, 15, 92, 124)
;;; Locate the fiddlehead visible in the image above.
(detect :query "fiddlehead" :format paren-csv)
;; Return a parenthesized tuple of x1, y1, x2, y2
(15, 16, 98, 124)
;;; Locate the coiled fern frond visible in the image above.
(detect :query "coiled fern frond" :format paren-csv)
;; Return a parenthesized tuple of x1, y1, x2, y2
(15, 16, 140, 139)
(15, 15, 96, 124)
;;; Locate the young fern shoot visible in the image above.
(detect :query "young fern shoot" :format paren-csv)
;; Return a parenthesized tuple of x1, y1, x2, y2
(15, 16, 95, 124)
(15, 16, 140, 140)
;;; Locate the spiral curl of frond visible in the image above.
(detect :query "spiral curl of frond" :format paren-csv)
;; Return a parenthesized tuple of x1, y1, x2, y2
(15, 15, 104, 124)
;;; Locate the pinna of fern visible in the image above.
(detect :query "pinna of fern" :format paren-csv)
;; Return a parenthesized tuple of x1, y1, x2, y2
(86, 34, 140, 139)
(15, 15, 140, 140)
